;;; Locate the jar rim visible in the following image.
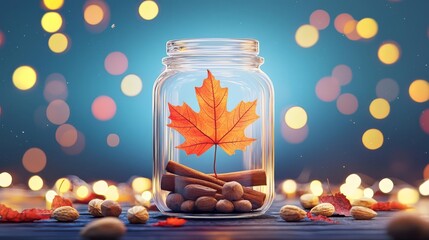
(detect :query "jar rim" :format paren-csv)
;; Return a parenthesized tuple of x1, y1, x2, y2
(166, 38, 259, 56)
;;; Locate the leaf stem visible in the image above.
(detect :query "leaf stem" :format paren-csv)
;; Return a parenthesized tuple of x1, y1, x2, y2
(213, 145, 218, 178)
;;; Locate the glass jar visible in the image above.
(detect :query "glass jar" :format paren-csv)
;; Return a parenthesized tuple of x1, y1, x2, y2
(152, 38, 274, 218)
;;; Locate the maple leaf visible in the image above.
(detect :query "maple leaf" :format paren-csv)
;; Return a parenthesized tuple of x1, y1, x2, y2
(319, 193, 352, 216)
(371, 201, 408, 211)
(306, 212, 337, 224)
(0, 204, 51, 222)
(152, 217, 187, 227)
(51, 195, 73, 210)
(168, 70, 259, 176)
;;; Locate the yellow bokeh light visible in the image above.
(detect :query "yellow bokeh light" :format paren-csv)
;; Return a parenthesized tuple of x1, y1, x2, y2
(28, 175, 44, 191)
(105, 185, 119, 201)
(379, 178, 394, 193)
(378, 42, 400, 64)
(55, 177, 71, 193)
(41, 12, 63, 33)
(345, 173, 361, 188)
(369, 98, 390, 119)
(0, 172, 12, 187)
(397, 188, 419, 205)
(142, 190, 153, 201)
(45, 190, 58, 203)
(48, 33, 69, 53)
(132, 177, 152, 193)
(121, 74, 143, 97)
(295, 24, 319, 48)
(12, 65, 37, 90)
(43, 0, 64, 10)
(362, 128, 384, 150)
(93, 180, 109, 195)
(356, 18, 378, 39)
(84, 4, 104, 25)
(76, 185, 90, 199)
(284, 106, 308, 129)
(139, 0, 159, 20)
(419, 180, 429, 196)
(363, 188, 374, 198)
(409, 79, 429, 103)
(310, 180, 323, 196)
(282, 179, 297, 194)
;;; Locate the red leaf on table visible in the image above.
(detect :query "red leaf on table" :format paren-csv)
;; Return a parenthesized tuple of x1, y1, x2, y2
(319, 193, 352, 216)
(51, 195, 73, 210)
(0, 204, 51, 222)
(306, 212, 337, 224)
(152, 217, 187, 227)
(371, 201, 408, 211)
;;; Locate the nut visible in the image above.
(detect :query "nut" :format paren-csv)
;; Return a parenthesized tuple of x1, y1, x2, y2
(195, 196, 217, 212)
(180, 200, 195, 212)
(351, 197, 377, 208)
(101, 200, 122, 217)
(88, 199, 103, 217)
(127, 206, 149, 224)
(233, 200, 252, 213)
(80, 217, 126, 240)
(387, 212, 429, 240)
(300, 193, 319, 209)
(222, 181, 244, 201)
(310, 203, 335, 216)
(279, 205, 306, 222)
(183, 184, 216, 200)
(216, 199, 234, 213)
(166, 193, 184, 212)
(350, 206, 377, 220)
(52, 206, 79, 222)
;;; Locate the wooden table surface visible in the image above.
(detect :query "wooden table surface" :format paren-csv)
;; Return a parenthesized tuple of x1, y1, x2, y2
(0, 198, 420, 240)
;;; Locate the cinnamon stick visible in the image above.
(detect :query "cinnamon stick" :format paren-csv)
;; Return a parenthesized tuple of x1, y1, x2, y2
(165, 161, 266, 208)
(209, 169, 266, 186)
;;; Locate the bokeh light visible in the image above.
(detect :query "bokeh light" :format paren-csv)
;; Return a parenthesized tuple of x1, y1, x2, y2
(84, 4, 104, 25)
(376, 78, 399, 102)
(379, 178, 394, 193)
(378, 42, 400, 64)
(420, 109, 429, 135)
(22, 147, 47, 173)
(44, 73, 68, 102)
(0, 172, 12, 188)
(424, 164, 429, 180)
(334, 13, 353, 34)
(409, 79, 429, 103)
(61, 131, 86, 155)
(295, 24, 319, 48)
(28, 175, 44, 191)
(55, 177, 71, 193)
(56, 124, 78, 147)
(105, 185, 119, 201)
(46, 99, 70, 125)
(91, 96, 116, 121)
(369, 98, 390, 119)
(107, 133, 120, 147)
(48, 33, 69, 53)
(397, 188, 419, 205)
(343, 19, 361, 41)
(142, 190, 153, 201)
(310, 180, 323, 196)
(419, 180, 429, 196)
(281, 122, 309, 144)
(93, 180, 109, 195)
(363, 188, 374, 198)
(76, 185, 90, 199)
(282, 179, 297, 194)
(43, 0, 64, 10)
(362, 128, 384, 150)
(12, 65, 37, 90)
(309, 9, 330, 30)
(45, 190, 58, 203)
(332, 64, 352, 86)
(345, 173, 361, 188)
(315, 76, 340, 102)
(41, 12, 63, 33)
(83, 0, 110, 32)
(0, 30, 5, 47)
(121, 74, 143, 97)
(131, 177, 152, 193)
(356, 18, 378, 39)
(104, 51, 128, 75)
(336, 93, 358, 115)
(138, 0, 159, 20)
(284, 106, 307, 129)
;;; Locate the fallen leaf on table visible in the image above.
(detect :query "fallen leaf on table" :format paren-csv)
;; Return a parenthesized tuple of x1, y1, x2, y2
(306, 212, 337, 224)
(319, 193, 352, 216)
(152, 217, 187, 227)
(51, 195, 73, 210)
(0, 204, 52, 222)
(371, 201, 408, 211)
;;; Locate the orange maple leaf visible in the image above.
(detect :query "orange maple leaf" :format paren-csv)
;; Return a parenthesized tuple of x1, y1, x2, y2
(168, 70, 259, 175)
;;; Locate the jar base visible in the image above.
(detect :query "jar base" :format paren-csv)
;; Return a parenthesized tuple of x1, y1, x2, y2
(160, 210, 268, 219)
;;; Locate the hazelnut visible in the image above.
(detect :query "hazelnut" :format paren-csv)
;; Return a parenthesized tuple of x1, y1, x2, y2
(195, 196, 217, 212)
(88, 198, 103, 217)
(216, 199, 234, 213)
(166, 193, 184, 212)
(387, 212, 429, 240)
(222, 181, 244, 201)
(233, 200, 252, 212)
(180, 200, 195, 212)
(101, 200, 122, 217)
(80, 217, 126, 240)
(127, 206, 149, 224)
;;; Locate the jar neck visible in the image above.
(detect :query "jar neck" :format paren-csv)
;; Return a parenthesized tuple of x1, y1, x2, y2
(162, 38, 264, 69)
